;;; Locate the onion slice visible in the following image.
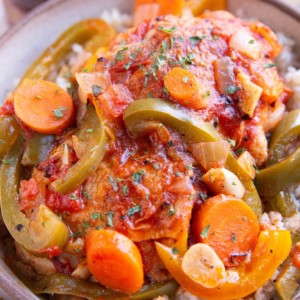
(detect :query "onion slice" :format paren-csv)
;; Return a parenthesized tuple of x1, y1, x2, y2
(237, 150, 256, 180)
(190, 141, 230, 170)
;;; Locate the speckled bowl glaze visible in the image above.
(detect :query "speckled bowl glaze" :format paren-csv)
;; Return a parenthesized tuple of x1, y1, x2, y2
(0, 0, 299, 299)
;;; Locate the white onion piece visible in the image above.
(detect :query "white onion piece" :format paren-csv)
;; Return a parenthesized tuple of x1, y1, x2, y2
(229, 30, 261, 60)
(191, 141, 229, 170)
(202, 168, 245, 198)
(237, 151, 256, 180)
(236, 72, 263, 117)
(214, 56, 235, 95)
(167, 176, 195, 194)
(75, 72, 108, 104)
(264, 100, 285, 133)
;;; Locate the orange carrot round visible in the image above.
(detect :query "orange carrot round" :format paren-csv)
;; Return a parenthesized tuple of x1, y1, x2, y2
(163, 67, 209, 109)
(14, 79, 74, 134)
(192, 194, 260, 267)
(86, 229, 144, 294)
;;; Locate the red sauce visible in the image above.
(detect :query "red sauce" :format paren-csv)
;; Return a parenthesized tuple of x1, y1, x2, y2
(46, 187, 85, 213)
(0, 100, 14, 116)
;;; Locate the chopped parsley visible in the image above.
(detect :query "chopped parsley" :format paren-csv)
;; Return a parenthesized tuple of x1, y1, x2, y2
(231, 232, 237, 242)
(1, 158, 13, 165)
(105, 212, 114, 227)
(82, 220, 90, 229)
(92, 85, 102, 97)
(213, 35, 220, 40)
(108, 175, 118, 192)
(189, 35, 206, 44)
(152, 163, 160, 170)
(82, 191, 90, 199)
(249, 39, 255, 44)
(122, 185, 129, 196)
(185, 164, 193, 170)
(199, 192, 208, 201)
(86, 128, 94, 133)
(158, 26, 176, 34)
(200, 224, 210, 238)
(91, 212, 102, 220)
(70, 193, 79, 201)
(115, 47, 128, 61)
(263, 63, 277, 69)
(253, 165, 260, 174)
(127, 205, 141, 217)
(168, 204, 175, 216)
(227, 138, 236, 147)
(204, 91, 210, 98)
(71, 231, 82, 238)
(52, 107, 67, 119)
(171, 247, 179, 255)
(175, 171, 182, 177)
(236, 148, 246, 155)
(124, 61, 133, 70)
(162, 86, 169, 96)
(132, 169, 145, 183)
(161, 40, 169, 52)
(225, 85, 239, 95)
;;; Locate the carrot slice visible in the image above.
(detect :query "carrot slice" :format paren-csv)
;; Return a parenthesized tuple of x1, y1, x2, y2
(164, 67, 209, 110)
(86, 229, 144, 294)
(14, 79, 74, 134)
(134, 0, 184, 25)
(192, 194, 260, 267)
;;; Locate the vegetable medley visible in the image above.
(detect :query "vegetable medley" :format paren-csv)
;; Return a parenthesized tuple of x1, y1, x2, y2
(1, 1, 300, 299)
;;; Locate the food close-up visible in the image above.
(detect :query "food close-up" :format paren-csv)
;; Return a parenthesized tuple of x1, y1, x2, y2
(1, 0, 300, 299)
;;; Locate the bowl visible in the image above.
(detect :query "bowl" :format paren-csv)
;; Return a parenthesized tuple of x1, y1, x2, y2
(0, 0, 299, 299)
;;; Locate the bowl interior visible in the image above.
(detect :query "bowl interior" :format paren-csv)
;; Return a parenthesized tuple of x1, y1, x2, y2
(0, 0, 299, 299)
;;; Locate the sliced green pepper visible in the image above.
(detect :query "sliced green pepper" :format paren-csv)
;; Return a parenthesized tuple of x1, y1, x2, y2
(28, 273, 178, 300)
(276, 260, 300, 300)
(256, 147, 300, 197)
(256, 109, 300, 198)
(0, 115, 21, 159)
(268, 109, 300, 166)
(21, 19, 115, 81)
(21, 133, 55, 166)
(52, 107, 109, 194)
(269, 191, 298, 218)
(123, 98, 262, 218)
(0, 136, 69, 253)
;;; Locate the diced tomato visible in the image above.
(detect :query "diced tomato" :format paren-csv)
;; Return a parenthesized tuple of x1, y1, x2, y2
(0, 100, 14, 116)
(19, 178, 40, 211)
(292, 242, 300, 268)
(39, 245, 63, 259)
(46, 188, 85, 213)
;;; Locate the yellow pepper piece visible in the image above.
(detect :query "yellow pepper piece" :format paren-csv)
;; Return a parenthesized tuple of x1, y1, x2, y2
(84, 46, 108, 72)
(155, 230, 291, 300)
(184, 0, 227, 16)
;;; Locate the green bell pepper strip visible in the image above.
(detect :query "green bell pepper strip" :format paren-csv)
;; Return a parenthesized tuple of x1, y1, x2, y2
(0, 136, 69, 253)
(21, 133, 55, 166)
(21, 18, 115, 81)
(0, 115, 21, 159)
(26, 273, 178, 300)
(52, 107, 109, 194)
(123, 98, 262, 219)
(276, 259, 300, 300)
(256, 109, 300, 198)
(269, 191, 298, 218)
(268, 109, 300, 166)
(255, 147, 300, 197)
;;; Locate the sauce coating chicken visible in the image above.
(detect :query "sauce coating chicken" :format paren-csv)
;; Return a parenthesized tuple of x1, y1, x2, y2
(18, 11, 290, 283)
